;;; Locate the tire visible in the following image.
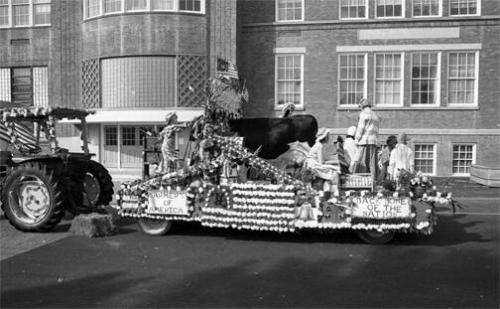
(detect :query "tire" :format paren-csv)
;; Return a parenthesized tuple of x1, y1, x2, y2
(83, 160, 114, 208)
(356, 230, 395, 245)
(0, 162, 65, 232)
(137, 218, 172, 236)
(69, 160, 114, 214)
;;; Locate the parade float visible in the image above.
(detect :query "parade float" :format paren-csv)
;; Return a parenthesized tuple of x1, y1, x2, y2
(114, 76, 458, 244)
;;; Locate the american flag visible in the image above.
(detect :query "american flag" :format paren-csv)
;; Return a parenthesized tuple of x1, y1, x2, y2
(216, 58, 239, 80)
(0, 122, 37, 146)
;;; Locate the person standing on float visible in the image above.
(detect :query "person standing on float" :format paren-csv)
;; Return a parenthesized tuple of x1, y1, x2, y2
(343, 126, 359, 173)
(353, 98, 380, 189)
(388, 132, 414, 180)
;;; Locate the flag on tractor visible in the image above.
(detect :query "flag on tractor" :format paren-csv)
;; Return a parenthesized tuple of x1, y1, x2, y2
(0, 122, 37, 145)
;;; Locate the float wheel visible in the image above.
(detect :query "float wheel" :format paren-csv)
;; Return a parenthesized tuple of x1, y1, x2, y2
(137, 218, 172, 236)
(356, 230, 395, 244)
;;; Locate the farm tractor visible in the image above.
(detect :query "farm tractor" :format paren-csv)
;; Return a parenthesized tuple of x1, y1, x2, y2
(0, 107, 113, 232)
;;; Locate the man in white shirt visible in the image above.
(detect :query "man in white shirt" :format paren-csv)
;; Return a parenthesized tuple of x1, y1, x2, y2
(388, 133, 414, 180)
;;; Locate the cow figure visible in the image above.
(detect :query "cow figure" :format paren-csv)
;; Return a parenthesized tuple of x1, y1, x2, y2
(228, 115, 318, 159)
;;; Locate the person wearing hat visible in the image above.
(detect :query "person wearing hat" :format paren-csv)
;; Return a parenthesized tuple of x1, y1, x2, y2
(304, 128, 340, 195)
(388, 133, 414, 180)
(344, 126, 359, 172)
(281, 102, 295, 118)
(378, 135, 398, 182)
(157, 112, 184, 173)
(353, 98, 380, 187)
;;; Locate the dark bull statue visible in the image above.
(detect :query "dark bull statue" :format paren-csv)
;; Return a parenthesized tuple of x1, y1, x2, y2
(228, 115, 318, 159)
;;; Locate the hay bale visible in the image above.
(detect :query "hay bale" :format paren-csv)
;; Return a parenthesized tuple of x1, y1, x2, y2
(70, 213, 117, 237)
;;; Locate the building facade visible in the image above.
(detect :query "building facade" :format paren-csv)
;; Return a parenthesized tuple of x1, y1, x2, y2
(237, 0, 500, 177)
(0, 0, 236, 176)
(0, 0, 499, 177)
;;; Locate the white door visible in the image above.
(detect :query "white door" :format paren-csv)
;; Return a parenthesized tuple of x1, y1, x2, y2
(103, 125, 118, 168)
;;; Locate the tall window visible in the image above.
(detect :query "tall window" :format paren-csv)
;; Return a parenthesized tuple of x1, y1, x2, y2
(340, 0, 367, 19)
(414, 144, 436, 175)
(11, 68, 32, 106)
(104, 127, 118, 146)
(411, 53, 439, 105)
(152, 0, 174, 10)
(339, 54, 366, 106)
(448, 52, 477, 105)
(0, 0, 9, 26)
(375, 53, 403, 106)
(452, 144, 475, 175)
(125, 0, 147, 11)
(85, 0, 100, 18)
(450, 0, 479, 16)
(179, 0, 201, 12)
(376, 0, 404, 18)
(13, 0, 29, 26)
(101, 57, 177, 109)
(275, 54, 303, 108)
(34, 0, 50, 25)
(104, 0, 122, 13)
(0, 67, 48, 107)
(276, 0, 303, 22)
(0, 0, 50, 27)
(413, 0, 441, 16)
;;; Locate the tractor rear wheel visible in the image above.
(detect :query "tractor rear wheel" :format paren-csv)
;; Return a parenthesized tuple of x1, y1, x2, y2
(0, 162, 65, 232)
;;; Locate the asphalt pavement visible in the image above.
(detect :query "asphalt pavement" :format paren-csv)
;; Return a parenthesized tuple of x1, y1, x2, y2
(1, 179, 499, 308)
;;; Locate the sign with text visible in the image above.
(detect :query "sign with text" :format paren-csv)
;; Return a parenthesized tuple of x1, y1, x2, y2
(121, 195, 140, 210)
(351, 197, 412, 219)
(147, 190, 189, 216)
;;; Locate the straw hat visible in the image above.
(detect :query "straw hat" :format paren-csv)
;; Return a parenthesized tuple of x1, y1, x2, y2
(281, 102, 295, 117)
(316, 128, 330, 142)
(165, 112, 177, 125)
(358, 98, 370, 108)
(398, 133, 411, 143)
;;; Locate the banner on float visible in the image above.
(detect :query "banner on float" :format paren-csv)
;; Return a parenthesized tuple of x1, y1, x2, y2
(351, 197, 412, 219)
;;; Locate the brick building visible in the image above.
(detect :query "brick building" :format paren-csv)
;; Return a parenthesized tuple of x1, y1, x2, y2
(0, 0, 236, 176)
(238, 0, 500, 177)
(0, 0, 499, 177)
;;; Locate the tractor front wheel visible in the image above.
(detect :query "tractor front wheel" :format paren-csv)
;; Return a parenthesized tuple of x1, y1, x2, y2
(1, 162, 65, 232)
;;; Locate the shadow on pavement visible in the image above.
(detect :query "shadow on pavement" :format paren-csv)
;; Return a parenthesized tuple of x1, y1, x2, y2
(142, 250, 499, 308)
(1, 272, 151, 308)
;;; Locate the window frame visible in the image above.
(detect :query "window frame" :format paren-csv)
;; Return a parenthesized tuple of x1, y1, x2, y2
(33, 0, 51, 26)
(339, 0, 368, 20)
(375, 0, 406, 19)
(104, 126, 118, 146)
(410, 52, 441, 107)
(275, 0, 304, 23)
(373, 52, 405, 107)
(337, 53, 368, 107)
(151, 0, 177, 12)
(274, 52, 305, 110)
(412, 0, 442, 17)
(414, 143, 437, 176)
(447, 51, 479, 107)
(10, 66, 33, 106)
(0, 1, 10, 27)
(83, 0, 204, 20)
(451, 143, 476, 176)
(449, 0, 480, 17)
